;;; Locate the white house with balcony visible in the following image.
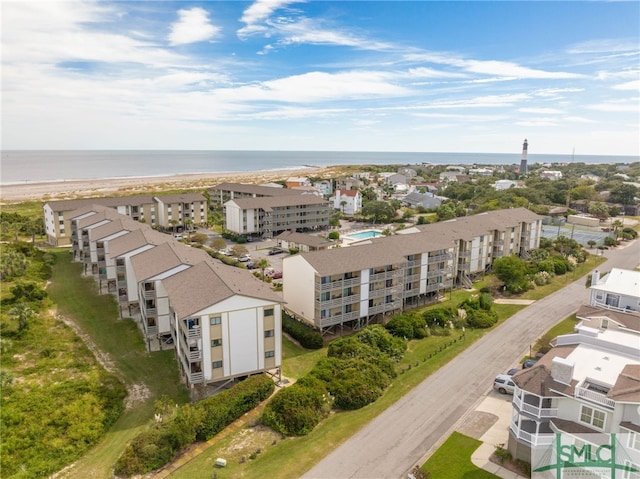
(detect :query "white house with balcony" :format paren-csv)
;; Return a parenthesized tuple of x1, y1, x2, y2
(590, 268, 640, 313)
(333, 189, 362, 215)
(507, 309, 640, 464)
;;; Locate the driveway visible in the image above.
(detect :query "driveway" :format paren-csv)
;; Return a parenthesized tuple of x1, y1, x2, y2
(302, 240, 640, 479)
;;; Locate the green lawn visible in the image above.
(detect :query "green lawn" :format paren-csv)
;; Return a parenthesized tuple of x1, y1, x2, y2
(421, 432, 498, 478)
(46, 250, 190, 479)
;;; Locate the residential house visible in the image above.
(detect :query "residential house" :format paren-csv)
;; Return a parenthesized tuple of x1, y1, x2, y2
(589, 269, 640, 313)
(469, 168, 494, 177)
(335, 177, 364, 191)
(401, 191, 444, 210)
(508, 310, 640, 464)
(493, 180, 520, 191)
(224, 195, 331, 238)
(540, 170, 563, 181)
(313, 179, 333, 196)
(275, 230, 335, 252)
(285, 177, 311, 188)
(384, 173, 409, 192)
(333, 189, 362, 215)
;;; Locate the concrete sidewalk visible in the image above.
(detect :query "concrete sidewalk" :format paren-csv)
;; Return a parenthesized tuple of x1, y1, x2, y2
(457, 393, 528, 479)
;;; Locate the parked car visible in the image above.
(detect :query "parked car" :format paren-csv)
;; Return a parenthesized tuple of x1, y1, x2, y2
(219, 249, 232, 256)
(507, 368, 519, 376)
(493, 374, 515, 395)
(238, 254, 251, 262)
(271, 271, 283, 279)
(522, 359, 538, 369)
(246, 262, 258, 270)
(268, 248, 284, 255)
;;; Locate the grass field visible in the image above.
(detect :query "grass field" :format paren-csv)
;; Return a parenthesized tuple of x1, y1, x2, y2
(421, 431, 498, 478)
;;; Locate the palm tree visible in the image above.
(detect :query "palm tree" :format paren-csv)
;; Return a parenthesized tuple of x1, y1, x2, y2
(9, 303, 35, 335)
(340, 200, 347, 214)
(611, 219, 623, 239)
(256, 258, 270, 280)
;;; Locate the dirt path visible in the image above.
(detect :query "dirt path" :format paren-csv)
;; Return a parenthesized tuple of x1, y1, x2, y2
(49, 308, 151, 409)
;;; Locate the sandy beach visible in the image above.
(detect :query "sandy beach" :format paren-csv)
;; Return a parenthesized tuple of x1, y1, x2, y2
(0, 166, 343, 203)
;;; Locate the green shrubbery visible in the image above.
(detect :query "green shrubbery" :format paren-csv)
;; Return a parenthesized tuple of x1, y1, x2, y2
(282, 312, 324, 349)
(114, 374, 274, 477)
(262, 326, 402, 436)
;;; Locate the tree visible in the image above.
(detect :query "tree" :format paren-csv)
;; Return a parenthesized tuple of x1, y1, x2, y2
(8, 303, 35, 335)
(588, 202, 609, 221)
(169, 219, 179, 234)
(611, 219, 624, 239)
(230, 244, 248, 258)
(361, 201, 395, 224)
(609, 183, 638, 205)
(256, 258, 270, 279)
(328, 231, 340, 240)
(493, 255, 530, 294)
(211, 238, 227, 251)
(587, 240, 597, 249)
(340, 200, 347, 214)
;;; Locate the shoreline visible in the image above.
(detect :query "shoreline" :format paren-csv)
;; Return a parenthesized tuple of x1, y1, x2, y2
(0, 166, 340, 203)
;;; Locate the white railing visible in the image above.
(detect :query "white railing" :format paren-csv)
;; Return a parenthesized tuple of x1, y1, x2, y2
(510, 423, 554, 446)
(575, 385, 615, 409)
(591, 299, 636, 314)
(186, 325, 201, 338)
(513, 396, 558, 418)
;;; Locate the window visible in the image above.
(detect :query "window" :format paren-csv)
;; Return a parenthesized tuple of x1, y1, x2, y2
(580, 405, 605, 429)
(265, 350, 275, 358)
(601, 318, 609, 329)
(212, 360, 223, 369)
(264, 308, 274, 316)
(264, 330, 274, 338)
(211, 339, 222, 347)
(210, 316, 221, 325)
(320, 291, 330, 301)
(628, 432, 640, 451)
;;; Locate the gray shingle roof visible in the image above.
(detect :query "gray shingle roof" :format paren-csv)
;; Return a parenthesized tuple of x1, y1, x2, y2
(276, 231, 335, 248)
(211, 183, 303, 197)
(228, 194, 329, 210)
(162, 259, 283, 319)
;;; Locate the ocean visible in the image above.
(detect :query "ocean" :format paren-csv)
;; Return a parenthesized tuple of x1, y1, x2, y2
(1, 150, 637, 185)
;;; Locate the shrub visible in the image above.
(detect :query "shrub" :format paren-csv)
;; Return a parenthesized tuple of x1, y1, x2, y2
(328, 231, 340, 240)
(385, 314, 415, 339)
(422, 307, 454, 328)
(115, 375, 273, 476)
(261, 383, 331, 436)
(282, 313, 323, 349)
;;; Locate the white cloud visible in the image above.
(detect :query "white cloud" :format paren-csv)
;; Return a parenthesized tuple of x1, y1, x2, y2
(519, 107, 564, 114)
(612, 80, 640, 91)
(168, 7, 221, 46)
(238, 0, 301, 38)
(587, 101, 640, 112)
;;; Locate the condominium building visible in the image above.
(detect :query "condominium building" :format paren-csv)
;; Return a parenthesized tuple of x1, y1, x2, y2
(44, 193, 208, 246)
(224, 195, 331, 238)
(283, 208, 542, 333)
(208, 182, 303, 209)
(65, 204, 283, 393)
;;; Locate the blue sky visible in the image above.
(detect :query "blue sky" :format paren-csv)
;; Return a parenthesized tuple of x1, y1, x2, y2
(2, 1, 639, 155)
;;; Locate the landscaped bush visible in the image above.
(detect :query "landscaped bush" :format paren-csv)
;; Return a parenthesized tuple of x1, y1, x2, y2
(422, 307, 456, 328)
(114, 374, 274, 477)
(261, 381, 331, 436)
(282, 312, 324, 349)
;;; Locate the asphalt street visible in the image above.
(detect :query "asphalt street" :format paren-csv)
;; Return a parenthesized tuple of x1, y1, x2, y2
(302, 240, 640, 479)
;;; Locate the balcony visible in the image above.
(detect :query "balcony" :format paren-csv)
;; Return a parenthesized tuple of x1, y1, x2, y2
(145, 324, 158, 336)
(509, 422, 554, 446)
(187, 349, 202, 361)
(185, 325, 201, 339)
(513, 393, 557, 418)
(143, 289, 156, 300)
(575, 382, 615, 409)
(427, 252, 453, 263)
(188, 371, 204, 384)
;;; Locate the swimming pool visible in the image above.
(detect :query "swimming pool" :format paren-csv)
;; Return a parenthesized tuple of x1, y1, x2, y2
(344, 230, 382, 240)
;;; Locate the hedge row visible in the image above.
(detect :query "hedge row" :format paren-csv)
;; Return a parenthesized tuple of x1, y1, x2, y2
(282, 312, 323, 349)
(114, 374, 274, 477)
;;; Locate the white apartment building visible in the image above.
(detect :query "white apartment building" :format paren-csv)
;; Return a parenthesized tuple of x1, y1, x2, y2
(283, 208, 541, 333)
(44, 193, 207, 246)
(65, 204, 284, 393)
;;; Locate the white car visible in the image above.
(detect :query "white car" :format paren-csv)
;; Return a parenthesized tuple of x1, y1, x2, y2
(493, 374, 515, 394)
(238, 254, 251, 262)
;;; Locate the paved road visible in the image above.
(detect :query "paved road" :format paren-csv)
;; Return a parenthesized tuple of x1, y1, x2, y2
(302, 240, 639, 479)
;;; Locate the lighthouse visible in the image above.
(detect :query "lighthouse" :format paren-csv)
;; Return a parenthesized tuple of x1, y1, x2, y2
(519, 139, 528, 175)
